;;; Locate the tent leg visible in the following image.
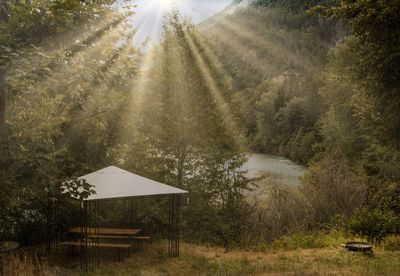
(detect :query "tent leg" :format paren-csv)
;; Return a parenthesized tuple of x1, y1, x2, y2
(96, 200, 100, 269)
(80, 201, 88, 272)
(168, 194, 180, 257)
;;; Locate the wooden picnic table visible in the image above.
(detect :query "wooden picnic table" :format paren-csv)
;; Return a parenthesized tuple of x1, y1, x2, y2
(69, 227, 141, 236)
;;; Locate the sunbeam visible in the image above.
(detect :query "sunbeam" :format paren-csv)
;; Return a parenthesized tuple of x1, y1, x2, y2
(200, 10, 310, 73)
(183, 28, 245, 150)
(7, 16, 137, 140)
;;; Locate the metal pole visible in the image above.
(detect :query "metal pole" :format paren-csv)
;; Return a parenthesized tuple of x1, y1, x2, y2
(96, 200, 100, 268)
(45, 193, 52, 252)
(177, 194, 181, 257)
(168, 194, 172, 257)
(80, 201, 88, 271)
(168, 194, 180, 257)
(86, 201, 90, 272)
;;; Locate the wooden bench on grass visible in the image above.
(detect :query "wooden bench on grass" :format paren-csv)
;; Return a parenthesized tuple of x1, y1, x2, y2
(132, 236, 152, 251)
(87, 235, 130, 239)
(60, 241, 131, 261)
(85, 235, 152, 252)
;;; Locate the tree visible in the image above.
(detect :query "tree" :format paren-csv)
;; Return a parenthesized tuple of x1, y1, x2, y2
(312, 0, 400, 146)
(0, 0, 139, 243)
(0, 0, 126, 130)
(122, 12, 252, 246)
(312, 0, 400, 221)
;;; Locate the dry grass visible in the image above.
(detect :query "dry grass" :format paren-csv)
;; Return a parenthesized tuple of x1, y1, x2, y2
(1, 248, 61, 276)
(80, 242, 400, 275)
(4, 241, 400, 275)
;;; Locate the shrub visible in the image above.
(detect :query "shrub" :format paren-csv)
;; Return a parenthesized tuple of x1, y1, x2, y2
(301, 151, 367, 223)
(346, 208, 400, 244)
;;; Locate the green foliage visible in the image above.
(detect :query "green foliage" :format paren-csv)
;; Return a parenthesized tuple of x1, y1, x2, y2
(204, 0, 342, 164)
(312, 0, 400, 147)
(60, 178, 95, 200)
(252, 0, 332, 11)
(0, 0, 138, 244)
(0, 0, 122, 66)
(347, 208, 400, 244)
(121, 13, 253, 246)
(309, 0, 400, 234)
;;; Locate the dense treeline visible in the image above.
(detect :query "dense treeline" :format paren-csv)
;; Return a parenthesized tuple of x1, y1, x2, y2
(204, 0, 400, 243)
(203, 0, 344, 165)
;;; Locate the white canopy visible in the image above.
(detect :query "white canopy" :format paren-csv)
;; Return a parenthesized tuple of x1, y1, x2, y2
(77, 166, 187, 201)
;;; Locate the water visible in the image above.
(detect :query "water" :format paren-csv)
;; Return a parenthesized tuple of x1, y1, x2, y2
(242, 153, 306, 187)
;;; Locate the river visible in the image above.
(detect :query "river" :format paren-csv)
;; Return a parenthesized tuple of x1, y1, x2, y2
(243, 153, 306, 187)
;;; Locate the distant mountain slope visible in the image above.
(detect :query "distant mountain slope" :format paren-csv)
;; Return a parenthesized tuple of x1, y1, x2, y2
(202, 0, 342, 89)
(200, 0, 345, 163)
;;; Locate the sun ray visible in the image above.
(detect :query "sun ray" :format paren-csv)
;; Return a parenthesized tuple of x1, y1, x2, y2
(187, 29, 233, 85)
(8, 20, 136, 138)
(117, 10, 168, 145)
(198, 11, 309, 74)
(182, 28, 246, 150)
(8, 14, 128, 82)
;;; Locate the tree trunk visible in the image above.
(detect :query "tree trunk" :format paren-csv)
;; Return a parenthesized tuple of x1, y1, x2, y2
(177, 144, 186, 187)
(0, 67, 5, 131)
(0, 0, 10, 21)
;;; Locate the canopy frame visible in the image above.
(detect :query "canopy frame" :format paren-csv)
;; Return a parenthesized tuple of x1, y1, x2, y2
(50, 166, 187, 271)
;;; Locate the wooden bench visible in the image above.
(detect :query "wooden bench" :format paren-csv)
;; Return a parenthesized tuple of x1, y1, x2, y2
(69, 227, 141, 236)
(60, 241, 131, 261)
(60, 241, 130, 248)
(87, 235, 130, 239)
(132, 236, 152, 251)
(132, 236, 152, 241)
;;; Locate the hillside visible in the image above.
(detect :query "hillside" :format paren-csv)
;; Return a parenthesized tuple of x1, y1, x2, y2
(201, 0, 344, 164)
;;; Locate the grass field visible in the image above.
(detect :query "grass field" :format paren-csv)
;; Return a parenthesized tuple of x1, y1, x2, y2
(4, 237, 400, 275)
(82, 242, 400, 276)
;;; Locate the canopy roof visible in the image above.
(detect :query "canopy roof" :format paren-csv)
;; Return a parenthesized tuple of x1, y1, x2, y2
(78, 166, 187, 201)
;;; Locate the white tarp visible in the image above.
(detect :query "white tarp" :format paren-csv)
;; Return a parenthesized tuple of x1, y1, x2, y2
(78, 166, 187, 201)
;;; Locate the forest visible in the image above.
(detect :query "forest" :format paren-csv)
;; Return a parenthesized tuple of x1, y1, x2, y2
(0, 0, 400, 274)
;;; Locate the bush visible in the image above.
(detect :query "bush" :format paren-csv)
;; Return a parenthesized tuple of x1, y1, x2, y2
(346, 208, 400, 244)
(301, 151, 367, 223)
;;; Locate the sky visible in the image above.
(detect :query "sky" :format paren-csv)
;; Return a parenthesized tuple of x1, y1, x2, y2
(119, 0, 233, 45)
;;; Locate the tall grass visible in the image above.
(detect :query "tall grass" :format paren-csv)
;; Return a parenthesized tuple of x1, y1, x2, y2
(1, 249, 59, 276)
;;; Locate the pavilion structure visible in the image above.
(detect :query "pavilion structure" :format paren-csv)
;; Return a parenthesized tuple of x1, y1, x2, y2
(61, 166, 188, 271)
